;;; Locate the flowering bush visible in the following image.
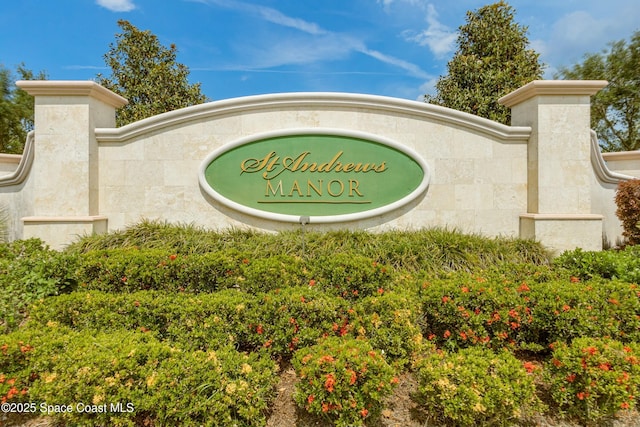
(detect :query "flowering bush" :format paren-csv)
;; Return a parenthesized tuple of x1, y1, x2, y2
(309, 253, 395, 300)
(349, 290, 424, 368)
(0, 329, 39, 405)
(615, 178, 640, 245)
(545, 338, 640, 425)
(5, 324, 279, 427)
(414, 346, 544, 427)
(292, 337, 398, 427)
(419, 273, 640, 352)
(246, 287, 350, 357)
(28, 290, 255, 351)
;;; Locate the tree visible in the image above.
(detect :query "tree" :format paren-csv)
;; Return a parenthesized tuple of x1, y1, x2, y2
(556, 31, 640, 152)
(97, 20, 208, 127)
(424, 1, 544, 125)
(0, 64, 47, 154)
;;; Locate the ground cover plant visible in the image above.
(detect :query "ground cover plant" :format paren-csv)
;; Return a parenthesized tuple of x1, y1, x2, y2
(0, 221, 638, 426)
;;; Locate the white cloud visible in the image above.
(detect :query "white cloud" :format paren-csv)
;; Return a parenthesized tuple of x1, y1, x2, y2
(401, 4, 457, 58)
(357, 47, 431, 80)
(96, 0, 136, 12)
(254, 6, 325, 35)
(199, 0, 430, 79)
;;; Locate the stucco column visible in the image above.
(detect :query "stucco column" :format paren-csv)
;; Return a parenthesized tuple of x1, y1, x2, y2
(499, 80, 607, 253)
(16, 81, 127, 249)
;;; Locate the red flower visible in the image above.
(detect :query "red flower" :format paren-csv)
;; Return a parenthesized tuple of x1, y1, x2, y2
(443, 330, 451, 339)
(309, 279, 316, 287)
(523, 361, 537, 374)
(348, 369, 357, 385)
(442, 296, 450, 303)
(621, 401, 630, 410)
(570, 276, 580, 283)
(566, 373, 576, 383)
(598, 363, 611, 371)
(256, 324, 263, 334)
(319, 355, 335, 364)
(360, 408, 369, 418)
(517, 283, 530, 292)
(377, 287, 384, 294)
(576, 391, 589, 400)
(324, 374, 336, 393)
(6, 387, 18, 400)
(461, 286, 469, 293)
(562, 305, 571, 312)
(583, 346, 598, 356)
(169, 254, 177, 261)
(307, 394, 315, 404)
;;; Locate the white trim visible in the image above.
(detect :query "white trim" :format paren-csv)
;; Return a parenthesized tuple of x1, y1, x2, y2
(590, 130, 636, 184)
(198, 128, 431, 224)
(96, 92, 531, 143)
(0, 131, 35, 187)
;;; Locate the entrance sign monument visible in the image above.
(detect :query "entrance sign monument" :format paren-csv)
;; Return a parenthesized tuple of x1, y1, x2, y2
(200, 130, 429, 223)
(0, 80, 638, 252)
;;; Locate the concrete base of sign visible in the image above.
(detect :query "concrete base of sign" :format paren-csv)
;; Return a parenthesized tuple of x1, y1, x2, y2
(519, 213, 604, 253)
(22, 216, 108, 247)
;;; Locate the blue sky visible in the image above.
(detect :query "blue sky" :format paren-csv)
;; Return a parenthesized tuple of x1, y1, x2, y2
(1, 0, 638, 101)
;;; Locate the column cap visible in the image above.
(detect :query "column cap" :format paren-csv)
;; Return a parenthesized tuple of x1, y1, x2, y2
(498, 80, 608, 108)
(16, 80, 128, 108)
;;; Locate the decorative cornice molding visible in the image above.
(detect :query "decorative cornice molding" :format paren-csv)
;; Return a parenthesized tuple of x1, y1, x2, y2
(602, 150, 640, 161)
(16, 80, 128, 108)
(499, 80, 608, 108)
(0, 131, 34, 187)
(95, 92, 531, 143)
(590, 130, 637, 184)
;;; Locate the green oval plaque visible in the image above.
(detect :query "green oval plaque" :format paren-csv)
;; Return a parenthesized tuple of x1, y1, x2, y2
(199, 129, 429, 223)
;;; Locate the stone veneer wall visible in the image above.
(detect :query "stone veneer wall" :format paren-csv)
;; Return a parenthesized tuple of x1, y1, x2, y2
(0, 79, 636, 252)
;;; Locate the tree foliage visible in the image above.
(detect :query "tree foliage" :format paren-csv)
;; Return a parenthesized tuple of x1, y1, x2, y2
(424, 1, 544, 125)
(0, 64, 46, 154)
(97, 20, 208, 127)
(557, 30, 640, 152)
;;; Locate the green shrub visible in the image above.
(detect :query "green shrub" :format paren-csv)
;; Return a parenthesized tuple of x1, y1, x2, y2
(414, 346, 544, 427)
(554, 246, 640, 283)
(245, 287, 351, 357)
(67, 221, 551, 273)
(292, 337, 398, 427)
(309, 253, 395, 300)
(0, 239, 78, 333)
(0, 328, 41, 404)
(349, 289, 424, 368)
(419, 273, 640, 352)
(75, 248, 249, 293)
(28, 290, 255, 352)
(1, 325, 278, 427)
(528, 279, 640, 345)
(545, 338, 640, 425)
(615, 179, 640, 245)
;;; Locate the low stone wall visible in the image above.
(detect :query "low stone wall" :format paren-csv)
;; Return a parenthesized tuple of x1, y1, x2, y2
(0, 79, 636, 253)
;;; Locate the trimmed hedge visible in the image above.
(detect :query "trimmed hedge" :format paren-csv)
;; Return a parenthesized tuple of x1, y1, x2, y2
(1, 326, 278, 427)
(419, 272, 640, 352)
